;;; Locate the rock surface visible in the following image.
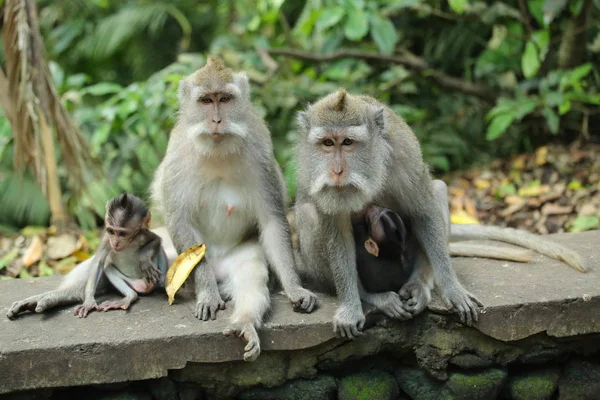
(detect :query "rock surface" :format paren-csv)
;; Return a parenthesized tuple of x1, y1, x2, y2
(0, 230, 599, 395)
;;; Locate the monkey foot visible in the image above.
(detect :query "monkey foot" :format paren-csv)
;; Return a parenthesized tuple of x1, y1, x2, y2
(74, 302, 98, 318)
(333, 305, 365, 339)
(223, 323, 261, 362)
(287, 286, 318, 313)
(399, 281, 432, 318)
(441, 287, 483, 326)
(7, 299, 38, 319)
(372, 292, 412, 320)
(96, 299, 133, 312)
(194, 294, 226, 321)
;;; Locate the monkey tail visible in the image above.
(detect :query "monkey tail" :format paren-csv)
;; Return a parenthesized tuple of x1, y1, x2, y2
(449, 242, 533, 263)
(449, 224, 588, 273)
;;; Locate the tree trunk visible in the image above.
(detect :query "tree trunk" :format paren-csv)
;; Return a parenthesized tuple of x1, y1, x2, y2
(558, 0, 592, 69)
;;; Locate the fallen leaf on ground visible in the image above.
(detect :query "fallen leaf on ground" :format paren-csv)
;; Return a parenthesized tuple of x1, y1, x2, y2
(46, 234, 81, 260)
(22, 236, 44, 267)
(54, 256, 78, 275)
(541, 203, 573, 215)
(166, 243, 207, 305)
(450, 210, 480, 224)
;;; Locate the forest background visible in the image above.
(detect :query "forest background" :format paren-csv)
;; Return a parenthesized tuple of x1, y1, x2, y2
(0, 0, 598, 277)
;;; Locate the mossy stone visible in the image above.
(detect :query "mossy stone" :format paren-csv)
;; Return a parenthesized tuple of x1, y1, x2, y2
(238, 375, 336, 400)
(395, 367, 452, 400)
(558, 359, 600, 400)
(507, 367, 560, 400)
(338, 370, 399, 400)
(446, 368, 507, 400)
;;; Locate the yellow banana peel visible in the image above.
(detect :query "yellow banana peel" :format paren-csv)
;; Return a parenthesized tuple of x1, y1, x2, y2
(165, 243, 206, 305)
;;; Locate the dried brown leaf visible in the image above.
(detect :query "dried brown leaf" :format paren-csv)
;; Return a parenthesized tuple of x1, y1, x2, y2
(22, 236, 44, 268)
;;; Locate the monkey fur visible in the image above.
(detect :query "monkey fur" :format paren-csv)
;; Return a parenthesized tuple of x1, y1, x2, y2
(151, 56, 316, 362)
(7, 194, 168, 320)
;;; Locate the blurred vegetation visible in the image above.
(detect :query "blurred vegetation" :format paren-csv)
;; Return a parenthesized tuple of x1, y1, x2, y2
(0, 0, 599, 231)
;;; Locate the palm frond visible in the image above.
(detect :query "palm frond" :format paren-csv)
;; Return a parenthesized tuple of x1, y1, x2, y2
(2, 0, 97, 227)
(88, 3, 192, 60)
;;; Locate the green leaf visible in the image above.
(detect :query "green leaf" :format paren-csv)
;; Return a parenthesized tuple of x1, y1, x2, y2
(558, 99, 571, 115)
(84, 82, 123, 96)
(522, 41, 540, 79)
(531, 29, 550, 61)
(486, 113, 516, 140)
(343, 7, 369, 41)
(569, 215, 600, 233)
(369, 14, 398, 55)
(317, 7, 345, 30)
(448, 0, 468, 14)
(0, 248, 18, 270)
(540, 107, 559, 134)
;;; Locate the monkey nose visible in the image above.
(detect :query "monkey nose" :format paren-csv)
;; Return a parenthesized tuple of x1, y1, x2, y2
(212, 118, 222, 124)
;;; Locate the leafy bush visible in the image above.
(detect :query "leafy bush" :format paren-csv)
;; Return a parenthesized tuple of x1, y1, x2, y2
(0, 0, 598, 229)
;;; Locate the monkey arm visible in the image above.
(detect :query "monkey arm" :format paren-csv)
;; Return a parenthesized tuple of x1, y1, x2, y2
(255, 162, 317, 313)
(137, 231, 164, 284)
(73, 244, 108, 318)
(325, 215, 365, 338)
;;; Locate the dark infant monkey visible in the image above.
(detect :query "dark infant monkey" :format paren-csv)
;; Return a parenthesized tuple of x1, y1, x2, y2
(7, 194, 168, 319)
(353, 203, 585, 317)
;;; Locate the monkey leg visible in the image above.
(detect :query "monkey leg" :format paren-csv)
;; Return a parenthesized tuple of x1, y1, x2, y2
(398, 179, 448, 318)
(7, 259, 98, 319)
(7, 289, 83, 319)
(96, 265, 139, 312)
(220, 242, 269, 362)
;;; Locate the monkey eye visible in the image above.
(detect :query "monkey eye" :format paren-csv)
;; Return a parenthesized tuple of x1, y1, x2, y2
(106, 228, 114, 235)
(342, 138, 354, 146)
(219, 96, 231, 103)
(200, 97, 212, 104)
(323, 139, 335, 147)
(118, 232, 127, 238)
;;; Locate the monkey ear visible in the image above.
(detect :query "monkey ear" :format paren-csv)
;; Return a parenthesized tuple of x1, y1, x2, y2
(370, 106, 385, 133)
(296, 107, 311, 132)
(178, 79, 190, 102)
(364, 238, 380, 257)
(233, 72, 250, 101)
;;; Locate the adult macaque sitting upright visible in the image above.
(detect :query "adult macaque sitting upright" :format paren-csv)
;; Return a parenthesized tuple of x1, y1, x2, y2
(292, 89, 586, 339)
(151, 56, 316, 362)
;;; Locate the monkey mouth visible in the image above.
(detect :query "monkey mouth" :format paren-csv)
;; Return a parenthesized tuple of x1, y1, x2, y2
(206, 132, 233, 143)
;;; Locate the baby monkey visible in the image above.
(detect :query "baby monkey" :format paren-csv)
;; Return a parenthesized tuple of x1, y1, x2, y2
(7, 194, 167, 319)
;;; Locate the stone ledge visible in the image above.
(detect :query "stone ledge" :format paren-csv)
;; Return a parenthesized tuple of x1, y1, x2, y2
(0, 230, 598, 395)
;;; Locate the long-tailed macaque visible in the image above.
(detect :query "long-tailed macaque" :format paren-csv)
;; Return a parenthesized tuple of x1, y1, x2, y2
(7, 194, 168, 319)
(150, 57, 317, 362)
(292, 89, 587, 338)
(353, 202, 583, 317)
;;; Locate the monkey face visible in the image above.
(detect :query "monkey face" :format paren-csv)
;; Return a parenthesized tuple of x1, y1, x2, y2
(105, 227, 135, 252)
(295, 90, 389, 215)
(177, 65, 252, 156)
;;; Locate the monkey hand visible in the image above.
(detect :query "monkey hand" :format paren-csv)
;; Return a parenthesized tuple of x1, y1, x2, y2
(440, 285, 483, 326)
(286, 286, 317, 313)
(194, 291, 226, 321)
(333, 303, 365, 339)
(140, 260, 162, 286)
(371, 292, 412, 320)
(399, 281, 432, 318)
(73, 301, 98, 318)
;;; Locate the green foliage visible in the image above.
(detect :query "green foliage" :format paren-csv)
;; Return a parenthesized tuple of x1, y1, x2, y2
(0, 0, 599, 229)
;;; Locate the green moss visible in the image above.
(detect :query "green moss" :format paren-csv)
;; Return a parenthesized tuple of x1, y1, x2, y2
(447, 368, 507, 400)
(338, 371, 398, 400)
